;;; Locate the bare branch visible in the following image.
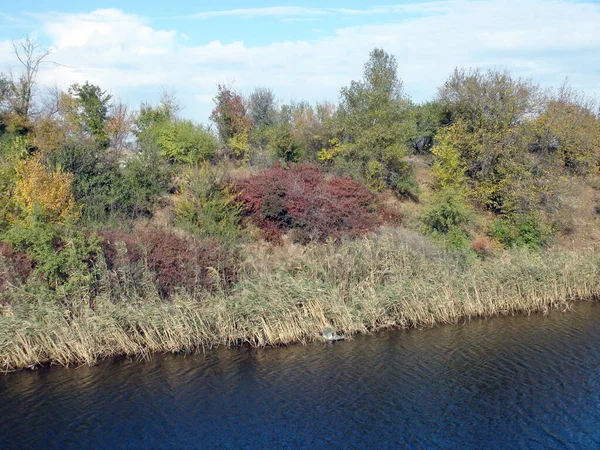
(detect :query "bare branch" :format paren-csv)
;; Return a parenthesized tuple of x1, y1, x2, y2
(9, 35, 51, 118)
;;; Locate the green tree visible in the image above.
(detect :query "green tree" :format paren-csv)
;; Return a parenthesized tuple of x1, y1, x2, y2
(248, 87, 277, 129)
(135, 95, 217, 164)
(66, 82, 112, 148)
(335, 48, 417, 197)
(408, 101, 447, 154)
(530, 82, 600, 175)
(153, 120, 217, 164)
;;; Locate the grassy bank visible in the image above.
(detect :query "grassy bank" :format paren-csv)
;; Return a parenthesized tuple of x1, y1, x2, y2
(1, 228, 599, 371)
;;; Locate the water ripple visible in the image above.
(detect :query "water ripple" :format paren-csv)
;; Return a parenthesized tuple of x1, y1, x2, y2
(1, 303, 600, 449)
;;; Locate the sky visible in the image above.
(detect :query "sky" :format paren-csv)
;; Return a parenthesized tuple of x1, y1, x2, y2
(1, 0, 599, 122)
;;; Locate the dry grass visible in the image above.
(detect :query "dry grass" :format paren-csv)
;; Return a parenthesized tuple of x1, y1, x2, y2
(1, 228, 599, 371)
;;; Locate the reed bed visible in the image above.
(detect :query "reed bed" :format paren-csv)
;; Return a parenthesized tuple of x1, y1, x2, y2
(1, 228, 599, 371)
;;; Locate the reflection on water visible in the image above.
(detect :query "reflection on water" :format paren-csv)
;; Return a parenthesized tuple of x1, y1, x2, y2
(1, 303, 600, 449)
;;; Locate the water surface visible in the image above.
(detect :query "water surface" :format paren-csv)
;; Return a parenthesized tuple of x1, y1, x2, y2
(1, 303, 600, 449)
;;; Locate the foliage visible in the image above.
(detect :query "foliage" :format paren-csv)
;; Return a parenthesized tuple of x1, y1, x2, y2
(0, 133, 29, 230)
(268, 125, 303, 162)
(408, 101, 446, 154)
(31, 117, 67, 155)
(106, 100, 134, 151)
(46, 138, 170, 223)
(0, 242, 34, 289)
(134, 96, 178, 136)
(174, 163, 243, 247)
(421, 189, 471, 249)
(135, 96, 216, 164)
(154, 120, 217, 163)
(432, 70, 596, 247)
(114, 144, 172, 218)
(530, 83, 600, 176)
(248, 87, 277, 129)
(281, 101, 337, 161)
(210, 84, 253, 160)
(100, 229, 236, 297)
(438, 67, 540, 132)
(489, 214, 553, 249)
(13, 155, 77, 223)
(2, 219, 99, 289)
(235, 164, 380, 242)
(65, 82, 112, 148)
(430, 121, 469, 191)
(336, 49, 417, 197)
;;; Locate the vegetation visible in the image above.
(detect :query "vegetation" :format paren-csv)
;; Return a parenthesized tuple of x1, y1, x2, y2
(1, 37, 600, 370)
(2, 230, 599, 371)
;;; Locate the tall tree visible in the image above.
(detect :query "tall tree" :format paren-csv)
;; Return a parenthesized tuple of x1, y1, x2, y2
(248, 87, 277, 129)
(335, 48, 417, 197)
(8, 36, 51, 119)
(210, 84, 252, 159)
(66, 82, 112, 148)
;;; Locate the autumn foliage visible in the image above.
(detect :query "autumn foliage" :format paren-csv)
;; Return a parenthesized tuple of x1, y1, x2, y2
(0, 242, 34, 290)
(13, 155, 77, 222)
(235, 164, 380, 242)
(100, 230, 236, 297)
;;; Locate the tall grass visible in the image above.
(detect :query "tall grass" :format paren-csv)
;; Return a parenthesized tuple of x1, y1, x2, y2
(1, 228, 599, 371)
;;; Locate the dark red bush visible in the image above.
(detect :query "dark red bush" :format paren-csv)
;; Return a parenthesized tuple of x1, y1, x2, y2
(235, 164, 380, 242)
(0, 242, 34, 290)
(99, 230, 236, 298)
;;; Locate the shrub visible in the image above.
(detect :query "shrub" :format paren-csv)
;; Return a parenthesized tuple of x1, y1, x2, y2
(153, 120, 217, 164)
(268, 125, 303, 163)
(470, 236, 499, 258)
(489, 214, 553, 249)
(235, 164, 380, 242)
(46, 139, 171, 223)
(112, 144, 172, 219)
(14, 155, 78, 223)
(421, 189, 470, 235)
(421, 189, 471, 250)
(100, 230, 236, 297)
(0, 242, 34, 290)
(2, 219, 100, 289)
(174, 164, 243, 248)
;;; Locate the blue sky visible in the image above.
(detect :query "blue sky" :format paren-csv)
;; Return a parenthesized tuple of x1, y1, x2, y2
(1, 1, 599, 121)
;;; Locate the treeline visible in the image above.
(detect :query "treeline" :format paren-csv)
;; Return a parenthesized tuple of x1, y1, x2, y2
(1, 37, 600, 299)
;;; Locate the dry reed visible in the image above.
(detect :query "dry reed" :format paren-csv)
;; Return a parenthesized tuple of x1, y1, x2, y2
(1, 228, 599, 371)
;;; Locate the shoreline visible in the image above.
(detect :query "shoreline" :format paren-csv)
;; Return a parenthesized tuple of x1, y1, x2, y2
(2, 231, 599, 372)
(2, 298, 595, 374)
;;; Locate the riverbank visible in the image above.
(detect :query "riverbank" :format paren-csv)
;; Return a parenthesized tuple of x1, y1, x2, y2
(1, 228, 599, 372)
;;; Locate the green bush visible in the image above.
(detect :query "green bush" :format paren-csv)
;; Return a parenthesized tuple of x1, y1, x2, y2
(112, 144, 171, 219)
(2, 217, 100, 289)
(46, 139, 171, 223)
(268, 126, 303, 163)
(422, 190, 470, 235)
(421, 189, 471, 250)
(152, 121, 217, 164)
(490, 214, 553, 249)
(174, 164, 243, 248)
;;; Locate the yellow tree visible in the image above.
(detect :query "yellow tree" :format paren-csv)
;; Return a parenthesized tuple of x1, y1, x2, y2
(14, 155, 77, 222)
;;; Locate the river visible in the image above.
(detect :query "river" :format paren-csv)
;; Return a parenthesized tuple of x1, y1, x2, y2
(1, 302, 599, 449)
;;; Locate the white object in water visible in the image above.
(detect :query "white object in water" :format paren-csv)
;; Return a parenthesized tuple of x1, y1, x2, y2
(322, 327, 344, 341)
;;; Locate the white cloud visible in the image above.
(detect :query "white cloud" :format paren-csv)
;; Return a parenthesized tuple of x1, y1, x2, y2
(188, 6, 327, 19)
(186, 3, 454, 19)
(0, 1, 599, 122)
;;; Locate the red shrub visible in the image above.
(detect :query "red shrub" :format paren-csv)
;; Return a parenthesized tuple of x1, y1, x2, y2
(99, 230, 236, 297)
(235, 164, 380, 242)
(0, 242, 34, 290)
(471, 236, 500, 258)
